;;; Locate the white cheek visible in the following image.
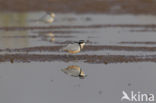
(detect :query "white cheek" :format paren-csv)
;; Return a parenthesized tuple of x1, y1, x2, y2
(81, 44, 85, 48)
(48, 18, 54, 23)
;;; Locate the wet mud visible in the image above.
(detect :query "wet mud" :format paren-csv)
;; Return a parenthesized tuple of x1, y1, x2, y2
(1, 24, 156, 31)
(120, 41, 156, 45)
(1, 45, 156, 53)
(129, 30, 156, 32)
(0, 54, 156, 64)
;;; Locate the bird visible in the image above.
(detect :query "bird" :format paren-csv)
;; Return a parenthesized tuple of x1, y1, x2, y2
(38, 12, 55, 23)
(60, 40, 85, 54)
(61, 65, 86, 79)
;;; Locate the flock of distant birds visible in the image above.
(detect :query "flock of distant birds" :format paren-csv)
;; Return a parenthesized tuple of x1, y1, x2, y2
(38, 12, 87, 78)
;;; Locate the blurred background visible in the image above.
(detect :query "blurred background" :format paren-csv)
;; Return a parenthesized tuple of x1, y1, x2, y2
(0, 1, 156, 103)
(0, 0, 156, 14)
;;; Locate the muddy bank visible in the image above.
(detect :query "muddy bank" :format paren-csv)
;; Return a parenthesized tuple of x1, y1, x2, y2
(1, 45, 156, 52)
(0, 54, 156, 64)
(1, 0, 156, 14)
(120, 42, 156, 45)
(129, 30, 156, 32)
(36, 31, 84, 34)
(1, 24, 156, 31)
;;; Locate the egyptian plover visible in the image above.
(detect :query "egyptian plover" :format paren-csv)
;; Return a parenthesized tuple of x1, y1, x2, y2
(61, 40, 85, 54)
(61, 65, 86, 78)
(39, 12, 55, 23)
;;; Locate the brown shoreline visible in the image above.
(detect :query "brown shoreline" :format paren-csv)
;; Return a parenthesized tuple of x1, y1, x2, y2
(0, 54, 156, 64)
(1, 45, 156, 53)
(1, 24, 156, 31)
(120, 42, 156, 45)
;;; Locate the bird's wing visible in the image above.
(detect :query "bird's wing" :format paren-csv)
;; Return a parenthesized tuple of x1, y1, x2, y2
(63, 44, 80, 51)
(38, 14, 46, 21)
(39, 14, 52, 22)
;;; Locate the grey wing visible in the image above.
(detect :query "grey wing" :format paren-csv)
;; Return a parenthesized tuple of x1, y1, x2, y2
(39, 14, 51, 21)
(39, 14, 46, 21)
(63, 44, 80, 51)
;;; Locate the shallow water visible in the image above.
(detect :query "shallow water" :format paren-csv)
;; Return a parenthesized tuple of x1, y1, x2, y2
(0, 62, 156, 103)
(0, 12, 156, 103)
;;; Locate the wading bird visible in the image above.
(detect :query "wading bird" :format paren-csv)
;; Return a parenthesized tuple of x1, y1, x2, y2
(39, 12, 55, 23)
(60, 40, 85, 54)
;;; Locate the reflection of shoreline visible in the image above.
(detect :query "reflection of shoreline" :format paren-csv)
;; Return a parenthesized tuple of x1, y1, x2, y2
(0, 31, 28, 49)
(0, 13, 28, 49)
(0, 12, 27, 27)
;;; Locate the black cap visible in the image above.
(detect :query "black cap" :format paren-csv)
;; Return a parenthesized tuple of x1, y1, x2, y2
(79, 40, 85, 43)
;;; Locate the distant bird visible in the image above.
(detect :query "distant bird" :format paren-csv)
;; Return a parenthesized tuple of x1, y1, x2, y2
(61, 65, 86, 79)
(60, 40, 85, 54)
(39, 12, 55, 23)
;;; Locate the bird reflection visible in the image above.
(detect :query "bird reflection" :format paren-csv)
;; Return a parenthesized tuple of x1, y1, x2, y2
(39, 32, 55, 42)
(61, 65, 87, 79)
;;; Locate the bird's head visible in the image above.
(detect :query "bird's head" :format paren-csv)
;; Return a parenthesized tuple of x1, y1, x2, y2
(47, 12, 55, 18)
(78, 40, 85, 49)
